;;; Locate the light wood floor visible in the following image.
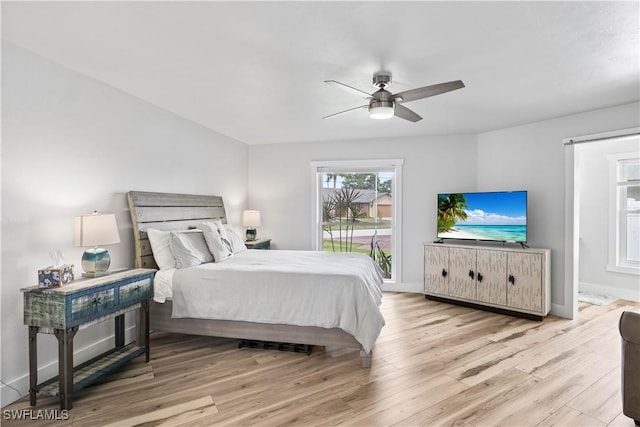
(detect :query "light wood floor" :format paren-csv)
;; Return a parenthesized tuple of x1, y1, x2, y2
(3, 292, 639, 426)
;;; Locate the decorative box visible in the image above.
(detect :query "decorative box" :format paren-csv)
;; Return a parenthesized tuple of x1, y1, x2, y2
(38, 264, 74, 288)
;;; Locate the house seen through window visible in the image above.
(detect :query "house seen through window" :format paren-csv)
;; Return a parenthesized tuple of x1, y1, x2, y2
(312, 160, 402, 283)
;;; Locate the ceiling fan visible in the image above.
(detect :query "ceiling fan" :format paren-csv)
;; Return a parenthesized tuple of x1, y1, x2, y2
(323, 72, 465, 122)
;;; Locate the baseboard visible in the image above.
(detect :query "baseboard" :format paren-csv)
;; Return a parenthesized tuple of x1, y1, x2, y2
(382, 281, 423, 293)
(550, 302, 573, 319)
(579, 281, 640, 302)
(1, 325, 138, 407)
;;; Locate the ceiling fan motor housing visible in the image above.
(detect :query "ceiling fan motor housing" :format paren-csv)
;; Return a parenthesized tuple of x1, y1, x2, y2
(372, 73, 392, 88)
(369, 99, 395, 110)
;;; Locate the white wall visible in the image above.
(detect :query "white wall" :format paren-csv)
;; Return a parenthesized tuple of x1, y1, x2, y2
(247, 135, 478, 293)
(476, 102, 640, 316)
(1, 42, 249, 406)
(577, 137, 640, 301)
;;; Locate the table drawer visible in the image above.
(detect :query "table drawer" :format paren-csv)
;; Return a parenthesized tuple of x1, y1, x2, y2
(119, 278, 152, 306)
(67, 275, 153, 327)
(70, 288, 116, 324)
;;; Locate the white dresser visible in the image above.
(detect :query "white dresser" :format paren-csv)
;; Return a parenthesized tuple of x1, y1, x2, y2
(424, 242, 551, 320)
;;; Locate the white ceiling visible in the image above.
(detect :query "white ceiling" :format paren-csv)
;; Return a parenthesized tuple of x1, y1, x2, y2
(2, 1, 639, 145)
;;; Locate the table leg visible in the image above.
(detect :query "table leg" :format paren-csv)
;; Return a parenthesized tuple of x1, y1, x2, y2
(28, 326, 39, 406)
(137, 300, 150, 362)
(54, 326, 78, 410)
(115, 314, 125, 348)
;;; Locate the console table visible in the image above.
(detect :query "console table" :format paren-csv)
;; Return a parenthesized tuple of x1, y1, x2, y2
(21, 268, 155, 410)
(424, 243, 551, 320)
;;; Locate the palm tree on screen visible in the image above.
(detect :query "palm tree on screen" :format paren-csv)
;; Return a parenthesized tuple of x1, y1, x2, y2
(438, 193, 469, 233)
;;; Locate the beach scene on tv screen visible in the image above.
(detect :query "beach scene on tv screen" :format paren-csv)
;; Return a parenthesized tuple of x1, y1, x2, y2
(437, 192, 527, 242)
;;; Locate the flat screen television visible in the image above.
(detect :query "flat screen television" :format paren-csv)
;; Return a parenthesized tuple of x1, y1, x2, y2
(437, 191, 527, 243)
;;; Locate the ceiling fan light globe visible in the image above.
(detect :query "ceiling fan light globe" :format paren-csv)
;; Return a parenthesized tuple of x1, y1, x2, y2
(369, 101, 395, 120)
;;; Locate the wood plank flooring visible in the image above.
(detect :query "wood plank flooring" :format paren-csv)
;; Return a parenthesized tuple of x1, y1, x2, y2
(3, 292, 639, 426)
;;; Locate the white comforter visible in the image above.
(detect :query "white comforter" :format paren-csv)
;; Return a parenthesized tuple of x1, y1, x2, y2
(169, 250, 385, 353)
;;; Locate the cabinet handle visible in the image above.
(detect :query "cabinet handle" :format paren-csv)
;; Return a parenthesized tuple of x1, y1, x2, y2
(468, 270, 475, 280)
(508, 274, 515, 285)
(442, 269, 448, 278)
(477, 273, 483, 283)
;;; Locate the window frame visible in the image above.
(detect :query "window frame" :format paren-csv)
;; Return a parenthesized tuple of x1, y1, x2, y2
(310, 159, 403, 284)
(607, 151, 640, 275)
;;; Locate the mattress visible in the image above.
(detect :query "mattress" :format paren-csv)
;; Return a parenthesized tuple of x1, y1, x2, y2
(164, 249, 385, 352)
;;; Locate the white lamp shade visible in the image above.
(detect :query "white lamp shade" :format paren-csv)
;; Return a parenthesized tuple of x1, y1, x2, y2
(369, 105, 395, 119)
(74, 212, 121, 247)
(242, 210, 261, 227)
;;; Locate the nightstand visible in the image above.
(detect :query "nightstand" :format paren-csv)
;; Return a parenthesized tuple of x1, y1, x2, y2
(245, 238, 271, 249)
(21, 268, 155, 410)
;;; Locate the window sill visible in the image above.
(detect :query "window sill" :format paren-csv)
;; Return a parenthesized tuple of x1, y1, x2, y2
(606, 264, 640, 276)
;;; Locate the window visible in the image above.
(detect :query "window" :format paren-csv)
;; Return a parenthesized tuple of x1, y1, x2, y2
(311, 159, 403, 283)
(608, 151, 640, 274)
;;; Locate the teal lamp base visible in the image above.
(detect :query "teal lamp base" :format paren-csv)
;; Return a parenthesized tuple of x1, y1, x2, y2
(81, 247, 111, 278)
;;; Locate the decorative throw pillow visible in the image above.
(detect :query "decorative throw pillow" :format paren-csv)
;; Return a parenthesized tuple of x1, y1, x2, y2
(224, 225, 247, 253)
(146, 228, 177, 270)
(200, 222, 233, 262)
(210, 219, 230, 242)
(169, 230, 213, 269)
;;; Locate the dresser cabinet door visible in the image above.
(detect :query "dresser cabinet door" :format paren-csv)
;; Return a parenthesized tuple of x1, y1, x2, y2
(448, 247, 477, 300)
(507, 252, 543, 312)
(424, 245, 449, 296)
(476, 249, 507, 306)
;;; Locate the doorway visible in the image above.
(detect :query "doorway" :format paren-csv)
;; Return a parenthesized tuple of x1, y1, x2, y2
(564, 128, 640, 319)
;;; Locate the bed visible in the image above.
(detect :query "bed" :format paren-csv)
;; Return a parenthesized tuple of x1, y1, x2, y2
(127, 191, 385, 367)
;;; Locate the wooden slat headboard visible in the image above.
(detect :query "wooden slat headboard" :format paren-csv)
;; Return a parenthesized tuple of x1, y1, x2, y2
(127, 191, 227, 269)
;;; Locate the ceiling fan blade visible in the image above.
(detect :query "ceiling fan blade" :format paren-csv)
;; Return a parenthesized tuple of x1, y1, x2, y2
(394, 104, 422, 122)
(324, 80, 372, 98)
(322, 105, 368, 119)
(393, 80, 465, 103)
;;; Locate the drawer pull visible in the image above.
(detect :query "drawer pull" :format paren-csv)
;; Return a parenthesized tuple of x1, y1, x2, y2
(468, 270, 475, 280)
(477, 273, 483, 283)
(508, 274, 516, 285)
(442, 268, 448, 278)
(92, 297, 101, 307)
(128, 285, 141, 295)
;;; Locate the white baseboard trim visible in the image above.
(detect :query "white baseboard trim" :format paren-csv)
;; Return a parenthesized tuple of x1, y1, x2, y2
(550, 302, 573, 319)
(382, 281, 423, 293)
(1, 325, 138, 407)
(579, 281, 640, 302)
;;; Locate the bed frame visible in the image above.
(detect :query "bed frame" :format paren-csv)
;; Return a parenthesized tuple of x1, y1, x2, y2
(127, 191, 372, 367)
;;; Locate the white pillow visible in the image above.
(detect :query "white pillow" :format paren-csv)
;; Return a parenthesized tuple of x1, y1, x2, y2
(146, 228, 177, 270)
(224, 225, 247, 253)
(210, 219, 229, 241)
(169, 230, 213, 268)
(200, 222, 233, 262)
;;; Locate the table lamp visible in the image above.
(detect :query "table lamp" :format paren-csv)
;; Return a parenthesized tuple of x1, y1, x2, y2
(242, 210, 261, 241)
(74, 211, 120, 277)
